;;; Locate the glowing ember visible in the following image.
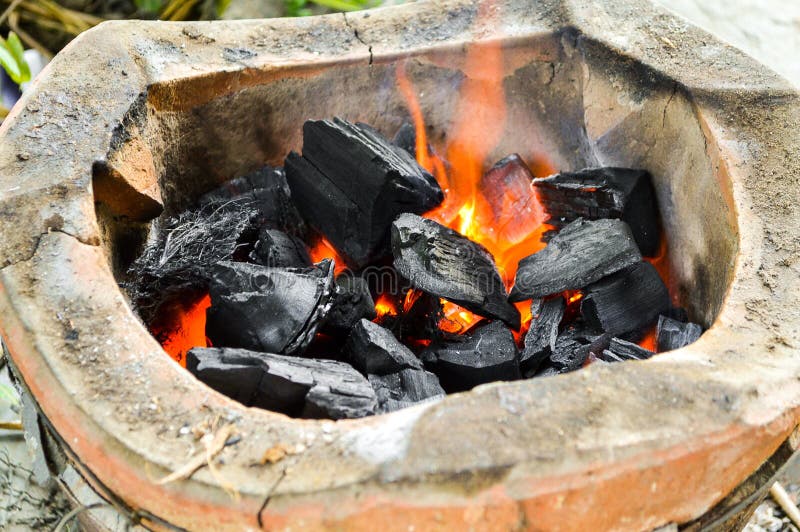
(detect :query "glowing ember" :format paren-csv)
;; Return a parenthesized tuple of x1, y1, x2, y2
(155, 293, 211, 366)
(309, 236, 347, 274)
(375, 294, 398, 318)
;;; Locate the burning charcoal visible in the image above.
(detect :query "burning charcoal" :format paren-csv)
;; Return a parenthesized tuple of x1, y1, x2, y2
(399, 290, 444, 341)
(321, 275, 376, 334)
(656, 315, 702, 352)
(533, 167, 661, 256)
(581, 261, 670, 339)
(520, 297, 565, 375)
(600, 337, 654, 362)
(421, 321, 520, 393)
(510, 218, 642, 301)
(187, 347, 376, 419)
(285, 118, 443, 268)
(549, 334, 591, 373)
(205, 260, 334, 355)
(344, 319, 423, 375)
(482, 154, 546, 245)
(199, 165, 305, 233)
(391, 213, 521, 328)
(369, 368, 445, 413)
(393, 122, 417, 156)
(126, 199, 259, 325)
(250, 228, 311, 268)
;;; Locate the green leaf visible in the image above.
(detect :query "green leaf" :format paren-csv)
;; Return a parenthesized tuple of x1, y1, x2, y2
(135, 0, 164, 14)
(6, 33, 30, 84)
(0, 44, 22, 85)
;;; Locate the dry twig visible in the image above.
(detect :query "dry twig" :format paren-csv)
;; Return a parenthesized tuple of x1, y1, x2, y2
(770, 481, 800, 529)
(157, 423, 236, 485)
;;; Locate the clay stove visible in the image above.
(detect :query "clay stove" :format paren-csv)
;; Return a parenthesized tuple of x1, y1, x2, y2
(0, 0, 799, 529)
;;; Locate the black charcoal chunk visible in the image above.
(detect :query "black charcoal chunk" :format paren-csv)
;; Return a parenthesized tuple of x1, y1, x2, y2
(285, 118, 443, 268)
(322, 275, 377, 334)
(656, 315, 702, 352)
(199, 165, 304, 233)
(520, 297, 565, 375)
(205, 260, 334, 355)
(369, 369, 445, 413)
(581, 261, 670, 339)
(250, 228, 311, 268)
(344, 319, 422, 375)
(393, 122, 417, 156)
(421, 321, 520, 392)
(391, 213, 521, 328)
(549, 334, 591, 373)
(510, 218, 642, 301)
(533, 167, 660, 255)
(126, 199, 258, 325)
(187, 347, 376, 419)
(600, 337, 654, 362)
(482, 154, 545, 245)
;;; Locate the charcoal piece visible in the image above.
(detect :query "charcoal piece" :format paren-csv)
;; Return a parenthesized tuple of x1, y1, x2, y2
(391, 213, 521, 328)
(344, 319, 422, 375)
(549, 334, 591, 373)
(520, 297, 565, 375)
(199, 165, 304, 233)
(482, 154, 545, 245)
(600, 337, 654, 362)
(532, 363, 562, 378)
(581, 261, 670, 339)
(393, 122, 417, 156)
(321, 275, 376, 334)
(187, 347, 376, 419)
(126, 198, 259, 325)
(510, 218, 642, 301)
(533, 167, 660, 255)
(285, 118, 443, 268)
(250, 228, 311, 268)
(421, 321, 520, 393)
(656, 315, 702, 352)
(398, 290, 444, 341)
(369, 368, 445, 413)
(205, 260, 334, 355)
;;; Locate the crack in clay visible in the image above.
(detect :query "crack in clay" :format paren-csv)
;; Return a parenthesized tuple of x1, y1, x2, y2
(342, 13, 373, 66)
(257, 467, 288, 528)
(0, 228, 95, 271)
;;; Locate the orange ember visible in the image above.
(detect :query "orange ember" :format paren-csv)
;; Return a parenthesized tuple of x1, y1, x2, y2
(375, 294, 398, 318)
(155, 293, 211, 366)
(309, 236, 347, 274)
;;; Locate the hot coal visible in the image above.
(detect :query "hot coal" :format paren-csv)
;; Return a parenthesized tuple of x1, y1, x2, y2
(250, 227, 311, 268)
(126, 198, 258, 325)
(344, 319, 423, 375)
(421, 321, 520, 392)
(393, 122, 417, 156)
(600, 337, 654, 362)
(205, 260, 334, 355)
(482, 154, 544, 244)
(398, 290, 444, 341)
(199, 165, 305, 233)
(546, 322, 602, 373)
(510, 218, 642, 301)
(369, 368, 445, 413)
(581, 261, 670, 339)
(391, 213, 521, 328)
(656, 315, 702, 352)
(321, 275, 376, 334)
(187, 347, 376, 419)
(533, 167, 660, 256)
(520, 296, 565, 375)
(285, 118, 443, 268)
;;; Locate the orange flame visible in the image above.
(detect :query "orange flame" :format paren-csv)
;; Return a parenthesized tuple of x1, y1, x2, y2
(375, 294, 398, 318)
(397, 32, 552, 333)
(309, 236, 347, 275)
(155, 293, 211, 367)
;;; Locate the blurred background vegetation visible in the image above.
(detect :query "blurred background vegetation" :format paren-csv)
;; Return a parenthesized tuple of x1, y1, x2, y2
(0, 0, 387, 59)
